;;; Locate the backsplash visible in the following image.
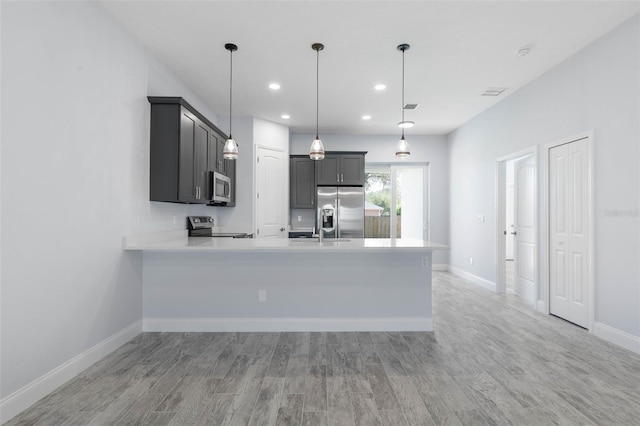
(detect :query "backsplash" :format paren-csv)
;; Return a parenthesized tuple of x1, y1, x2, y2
(290, 208, 316, 230)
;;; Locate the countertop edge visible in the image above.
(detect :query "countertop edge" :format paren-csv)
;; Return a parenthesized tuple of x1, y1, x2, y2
(124, 236, 449, 253)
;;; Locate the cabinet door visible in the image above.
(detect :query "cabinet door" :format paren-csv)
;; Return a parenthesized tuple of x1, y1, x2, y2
(224, 157, 236, 207)
(290, 157, 315, 208)
(340, 154, 365, 185)
(216, 137, 226, 174)
(193, 121, 209, 201)
(315, 154, 340, 185)
(178, 112, 198, 203)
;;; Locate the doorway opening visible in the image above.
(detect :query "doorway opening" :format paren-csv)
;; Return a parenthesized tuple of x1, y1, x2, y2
(496, 148, 538, 308)
(364, 164, 429, 240)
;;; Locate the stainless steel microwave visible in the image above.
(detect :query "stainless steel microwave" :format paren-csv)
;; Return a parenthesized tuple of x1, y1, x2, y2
(211, 171, 231, 204)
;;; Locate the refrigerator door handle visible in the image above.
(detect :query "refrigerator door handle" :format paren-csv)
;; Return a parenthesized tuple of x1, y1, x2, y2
(336, 198, 340, 238)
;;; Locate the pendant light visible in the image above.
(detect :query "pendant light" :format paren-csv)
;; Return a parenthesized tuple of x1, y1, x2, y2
(223, 43, 239, 160)
(309, 43, 325, 160)
(396, 43, 411, 159)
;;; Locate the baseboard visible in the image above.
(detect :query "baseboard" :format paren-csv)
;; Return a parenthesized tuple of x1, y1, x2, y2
(143, 317, 433, 332)
(0, 320, 142, 424)
(447, 265, 496, 292)
(432, 264, 448, 271)
(536, 300, 547, 314)
(592, 321, 640, 354)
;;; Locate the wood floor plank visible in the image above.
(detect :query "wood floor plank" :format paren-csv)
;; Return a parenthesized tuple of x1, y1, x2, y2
(197, 393, 234, 426)
(365, 363, 401, 411)
(247, 377, 285, 426)
(350, 392, 383, 426)
(274, 393, 303, 426)
(387, 376, 435, 426)
(302, 365, 327, 413)
(284, 354, 308, 395)
(301, 411, 327, 426)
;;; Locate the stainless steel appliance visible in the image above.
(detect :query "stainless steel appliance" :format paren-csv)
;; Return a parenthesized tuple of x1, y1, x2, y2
(317, 187, 365, 239)
(187, 216, 252, 238)
(210, 172, 231, 205)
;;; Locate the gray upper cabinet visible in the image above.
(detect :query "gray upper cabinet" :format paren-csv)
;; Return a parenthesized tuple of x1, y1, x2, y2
(148, 97, 233, 205)
(315, 152, 366, 186)
(290, 156, 316, 208)
(224, 157, 236, 207)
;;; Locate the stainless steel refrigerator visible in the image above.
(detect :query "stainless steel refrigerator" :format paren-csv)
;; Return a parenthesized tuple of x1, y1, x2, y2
(317, 187, 365, 239)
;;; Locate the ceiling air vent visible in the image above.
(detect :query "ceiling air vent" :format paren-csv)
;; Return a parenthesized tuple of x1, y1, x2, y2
(482, 87, 507, 96)
(403, 103, 420, 110)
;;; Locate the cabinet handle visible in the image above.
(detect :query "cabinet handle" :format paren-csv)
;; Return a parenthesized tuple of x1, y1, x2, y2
(337, 173, 340, 183)
(341, 174, 344, 182)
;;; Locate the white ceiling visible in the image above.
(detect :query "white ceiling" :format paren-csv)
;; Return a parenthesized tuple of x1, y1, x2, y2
(101, 1, 639, 135)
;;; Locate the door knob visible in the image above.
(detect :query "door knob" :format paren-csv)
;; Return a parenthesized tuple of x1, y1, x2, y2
(280, 227, 285, 232)
(510, 231, 517, 235)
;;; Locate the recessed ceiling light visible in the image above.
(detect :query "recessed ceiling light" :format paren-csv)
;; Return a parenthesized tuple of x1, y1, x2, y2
(362, 115, 371, 120)
(374, 84, 386, 91)
(398, 121, 415, 128)
(269, 83, 281, 90)
(281, 114, 290, 119)
(481, 87, 507, 96)
(516, 45, 532, 56)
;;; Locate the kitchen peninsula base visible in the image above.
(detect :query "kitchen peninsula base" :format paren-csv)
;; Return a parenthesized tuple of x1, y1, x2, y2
(142, 250, 433, 332)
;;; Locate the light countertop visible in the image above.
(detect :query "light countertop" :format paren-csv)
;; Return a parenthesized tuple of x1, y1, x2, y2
(124, 232, 448, 253)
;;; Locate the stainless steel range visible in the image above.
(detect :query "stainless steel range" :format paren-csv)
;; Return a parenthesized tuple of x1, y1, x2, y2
(187, 216, 253, 238)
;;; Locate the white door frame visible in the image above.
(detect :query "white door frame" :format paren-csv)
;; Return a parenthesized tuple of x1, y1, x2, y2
(254, 144, 288, 238)
(542, 131, 595, 330)
(495, 146, 538, 297)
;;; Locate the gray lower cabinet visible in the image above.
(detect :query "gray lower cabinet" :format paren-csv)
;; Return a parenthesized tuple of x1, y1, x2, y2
(148, 96, 234, 205)
(315, 152, 366, 186)
(290, 156, 316, 208)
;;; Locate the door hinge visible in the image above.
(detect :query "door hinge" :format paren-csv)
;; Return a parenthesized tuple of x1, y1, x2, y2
(257, 193, 260, 199)
(257, 157, 260, 163)
(257, 228, 260, 235)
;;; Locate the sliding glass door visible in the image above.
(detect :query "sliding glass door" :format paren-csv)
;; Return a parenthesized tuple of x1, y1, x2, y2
(364, 164, 428, 240)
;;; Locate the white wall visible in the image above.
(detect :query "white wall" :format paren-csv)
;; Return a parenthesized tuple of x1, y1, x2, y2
(447, 15, 640, 338)
(216, 117, 289, 231)
(290, 134, 450, 265)
(0, 0, 233, 413)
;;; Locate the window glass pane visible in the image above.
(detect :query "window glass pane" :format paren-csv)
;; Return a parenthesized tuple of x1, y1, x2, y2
(364, 169, 391, 238)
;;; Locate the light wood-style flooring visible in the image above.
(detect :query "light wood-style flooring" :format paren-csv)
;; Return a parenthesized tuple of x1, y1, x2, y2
(6, 272, 640, 425)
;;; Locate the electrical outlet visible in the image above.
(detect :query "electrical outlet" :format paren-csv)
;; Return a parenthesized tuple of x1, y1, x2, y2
(421, 257, 429, 268)
(469, 258, 474, 265)
(172, 214, 177, 224)
(258, 290, 267, 303)
(297, 216, 302, 222)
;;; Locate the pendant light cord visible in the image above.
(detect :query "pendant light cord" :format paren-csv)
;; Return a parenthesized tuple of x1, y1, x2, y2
(229, 48, 233, 138)
(316, 48, 319, 139)
(401, 47, 405, 139)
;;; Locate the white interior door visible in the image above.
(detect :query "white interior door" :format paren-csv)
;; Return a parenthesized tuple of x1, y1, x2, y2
(256, 146, 286, 238)
(549, 138, 590, 328)
(514, 155, 536, 304)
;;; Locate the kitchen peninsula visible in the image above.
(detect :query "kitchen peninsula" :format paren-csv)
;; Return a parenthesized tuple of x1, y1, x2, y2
(125, 233, 447, 332)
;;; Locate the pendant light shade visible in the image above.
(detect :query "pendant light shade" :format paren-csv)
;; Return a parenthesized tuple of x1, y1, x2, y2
(396, 137, 410, 159)
(223, 43, 239, 160)
(396, 44, 411, 159)
(310, 43, 325, 160)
